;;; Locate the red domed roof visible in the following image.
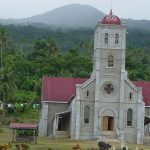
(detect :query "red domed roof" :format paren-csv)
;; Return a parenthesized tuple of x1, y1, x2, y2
(101, 10, 121, 25)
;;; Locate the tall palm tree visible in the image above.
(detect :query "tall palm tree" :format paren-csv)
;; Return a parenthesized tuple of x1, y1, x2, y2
(0, 27, 13, 124)
(0, 26, 9, 79)
(0, 66, 16, 124)
(44, 37, 59, 56)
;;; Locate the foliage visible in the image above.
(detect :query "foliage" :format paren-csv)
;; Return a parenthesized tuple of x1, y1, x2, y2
(0, 144, 8, 150)
(20, 144, 29, 150)
(15, 144, 29, 150)
(126, 47, 150, 81)
(98, 141, 111, 150)
(17, 129, 33, 136)
(0, 66, 17, 101)
(0, 26, 16, 124)
(14, 103, 26, 113)
(15, 90, 38, 103)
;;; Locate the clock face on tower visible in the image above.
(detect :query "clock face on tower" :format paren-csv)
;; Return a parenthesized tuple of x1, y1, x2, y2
(102, 82, 116, 97)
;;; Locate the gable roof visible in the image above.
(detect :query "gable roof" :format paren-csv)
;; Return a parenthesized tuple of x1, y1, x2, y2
(133, 81, 150, 106)
(42, 76, 150, 106)
(42, 76, 87, 103)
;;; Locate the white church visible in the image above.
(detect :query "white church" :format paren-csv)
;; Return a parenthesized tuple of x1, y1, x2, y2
(39, 10, 150, 144)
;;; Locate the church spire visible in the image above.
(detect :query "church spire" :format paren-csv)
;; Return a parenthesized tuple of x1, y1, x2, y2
(110, 9, 113, 15)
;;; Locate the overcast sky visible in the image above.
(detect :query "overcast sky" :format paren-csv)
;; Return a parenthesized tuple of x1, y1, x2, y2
(0, 0, 149, 20)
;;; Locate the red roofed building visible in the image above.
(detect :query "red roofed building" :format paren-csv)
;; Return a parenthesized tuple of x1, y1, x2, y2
(42, 76, 87, 103)
(39, 10, 150, 144)
(133, 81, 150, 107)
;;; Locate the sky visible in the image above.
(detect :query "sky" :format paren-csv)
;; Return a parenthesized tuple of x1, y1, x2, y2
(0, 0, 150, 20)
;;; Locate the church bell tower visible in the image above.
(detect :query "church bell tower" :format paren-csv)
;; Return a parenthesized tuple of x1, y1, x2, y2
(93, 10, 127, 137)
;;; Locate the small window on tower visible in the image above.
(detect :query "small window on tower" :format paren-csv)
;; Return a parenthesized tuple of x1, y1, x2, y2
(104, 33, 108, 44)
(129, 92, 133, 100)
(115, 34, 119, 44)
(108, 55, 114, 67)
(87, 90, 89, 97)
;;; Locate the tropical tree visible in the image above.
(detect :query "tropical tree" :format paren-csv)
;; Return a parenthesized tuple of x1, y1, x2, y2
(32, 37, 60, 59)
(0, 26, 9, 79)
(0, 65, 16, 124)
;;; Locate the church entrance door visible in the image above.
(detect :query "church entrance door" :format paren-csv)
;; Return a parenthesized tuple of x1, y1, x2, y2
(103, 116, 114, 131)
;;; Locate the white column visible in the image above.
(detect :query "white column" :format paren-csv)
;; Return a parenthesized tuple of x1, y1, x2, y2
(136, 89, 145, 144)
(118, 71, 125, 130)
(93, 48, 100, 137)
(75, 85, 81, 139)
(39, 102, 48, 136)
(70, 100, 76, 139)
(53, 114, 59, 137)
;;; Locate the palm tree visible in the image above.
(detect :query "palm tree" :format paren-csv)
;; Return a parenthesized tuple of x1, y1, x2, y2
(0, 26, 9, 79)
(0, 66, 16, 124)
(44, 37, 60, 56)
(0, 27, 15, 124)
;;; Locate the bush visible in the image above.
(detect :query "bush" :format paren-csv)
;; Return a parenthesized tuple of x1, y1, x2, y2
(72, 144, 80, 150)
(15, 144, 29, 150)
(20, 144, 29, 150)
(7, 107, 14, 113)
(0, 144, 8, 150)
(17, 129, 33, 136)
(98, 141, 111, 150)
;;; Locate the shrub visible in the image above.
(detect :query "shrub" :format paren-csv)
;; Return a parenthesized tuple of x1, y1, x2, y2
(17, 129, 33, 136)
(15, 144, 29, 150)
(20, 144, 29, 150)
(0, 144, 8, 150)
(72, 144, 80, 150)
(98, 141, 111, 150)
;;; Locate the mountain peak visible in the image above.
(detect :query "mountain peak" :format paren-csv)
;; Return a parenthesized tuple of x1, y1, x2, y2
(24, 4, 105, 28)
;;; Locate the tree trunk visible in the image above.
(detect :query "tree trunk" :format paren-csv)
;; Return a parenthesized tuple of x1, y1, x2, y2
(2, 94, 5, 125)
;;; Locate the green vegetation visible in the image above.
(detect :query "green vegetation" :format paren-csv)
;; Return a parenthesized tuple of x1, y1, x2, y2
(0, 24, 150, 124)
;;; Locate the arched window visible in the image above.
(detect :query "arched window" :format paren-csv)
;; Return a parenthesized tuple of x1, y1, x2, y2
(108, 55, 114, 67)
(127, 109, 133, 126)
(87, 90, 89, 97)
(84, 106, 90, 124)
(104, 33, 108, 44)
(115, 34, 119, 44)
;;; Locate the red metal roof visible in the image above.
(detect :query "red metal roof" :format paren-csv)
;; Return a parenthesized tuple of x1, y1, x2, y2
(101, 9, 121, 25)
(10, 123, 38, 129)
(42, 77, 150, 106)
(133, 81, 150, 106)
(42, 76, 87, 103)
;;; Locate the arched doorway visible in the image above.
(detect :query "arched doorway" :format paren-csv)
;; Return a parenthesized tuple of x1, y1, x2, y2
(103, 116, 114, 131)
(99, 107, 117, 133)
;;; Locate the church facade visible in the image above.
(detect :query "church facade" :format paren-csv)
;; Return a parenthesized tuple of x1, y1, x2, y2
(39, 11, 150, 144)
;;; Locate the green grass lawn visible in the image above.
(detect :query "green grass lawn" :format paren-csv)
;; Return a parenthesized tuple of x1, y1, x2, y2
(0, 126, 150, 150)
